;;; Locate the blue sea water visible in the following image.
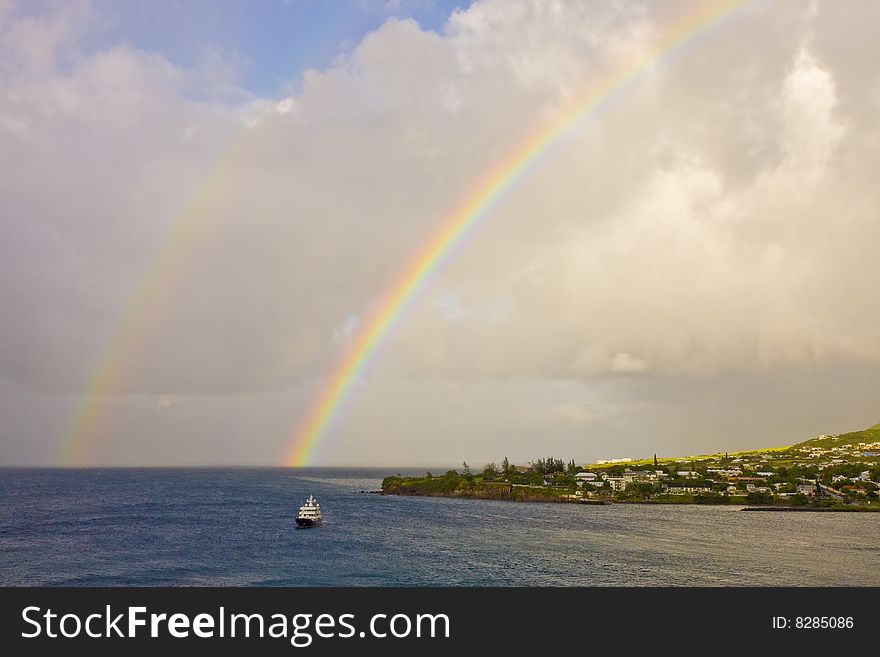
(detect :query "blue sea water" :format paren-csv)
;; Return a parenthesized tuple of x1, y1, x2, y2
(1, 467, 878, 586)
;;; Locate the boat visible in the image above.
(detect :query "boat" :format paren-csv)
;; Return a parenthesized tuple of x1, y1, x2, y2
(295, 495, 322, 528)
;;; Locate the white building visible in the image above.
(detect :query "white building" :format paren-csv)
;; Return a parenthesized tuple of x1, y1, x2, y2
(575, 472, 601, 488)
(622, 470, 658, 483)
(665, 485, 712, 495)
(607, 477, 627, 492)
(707, 468, 743, 478)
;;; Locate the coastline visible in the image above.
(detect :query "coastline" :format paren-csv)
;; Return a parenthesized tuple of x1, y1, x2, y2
(381, 478, 880, 511)
(741, 505, 880, 512)
(380, 479, 606, 504)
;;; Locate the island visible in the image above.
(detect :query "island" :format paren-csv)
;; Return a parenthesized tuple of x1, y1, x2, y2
(382, 421, 880, 510)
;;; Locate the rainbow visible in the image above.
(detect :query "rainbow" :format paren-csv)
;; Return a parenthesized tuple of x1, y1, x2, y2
(59, 1, 753, 466)
(59, 140, 247, 466)
(284, 0, 753, 466)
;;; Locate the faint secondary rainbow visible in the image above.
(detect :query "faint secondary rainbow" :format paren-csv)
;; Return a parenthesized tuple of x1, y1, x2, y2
(285, 0, 754, 466)
(58, 139, 247, 466)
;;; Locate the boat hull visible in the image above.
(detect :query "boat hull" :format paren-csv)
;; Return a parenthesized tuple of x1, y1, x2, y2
(295, 517, 322, 528)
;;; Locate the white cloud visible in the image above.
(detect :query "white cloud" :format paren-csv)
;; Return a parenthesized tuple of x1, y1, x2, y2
(550, 401, 595, 424)
(275, 96, 296, 114)
(779, 48, 844, 175)
(2, 0, 879, 464)
(610, 353, 648, 374)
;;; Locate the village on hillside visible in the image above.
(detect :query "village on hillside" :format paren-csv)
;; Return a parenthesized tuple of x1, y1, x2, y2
(573, 431, 880, 505)
(382, 423, 880, 508)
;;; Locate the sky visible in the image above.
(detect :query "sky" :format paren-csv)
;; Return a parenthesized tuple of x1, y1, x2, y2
(1, 0, 879, 467)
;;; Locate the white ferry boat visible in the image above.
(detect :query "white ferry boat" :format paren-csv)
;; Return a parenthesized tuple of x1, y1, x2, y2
(295, 495, 322, 528)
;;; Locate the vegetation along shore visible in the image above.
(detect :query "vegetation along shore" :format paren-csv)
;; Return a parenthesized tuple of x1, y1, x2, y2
(382, 421, 880, 511)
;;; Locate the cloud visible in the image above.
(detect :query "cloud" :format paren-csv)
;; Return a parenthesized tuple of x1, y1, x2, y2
(275, 96, 296, 114)
(610, 353, 648, 374)
(157, 394, 180, 410)
(550, 401, 595, 424)
(1, 0, 879, 464)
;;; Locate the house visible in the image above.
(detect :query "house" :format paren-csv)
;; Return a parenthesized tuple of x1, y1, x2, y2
(796, 485, 817, 496)
(707, 468, 742, 478)
(606, 477, 627, 492)
(622, 470, 658, 483)
(664, 483, 712, 495)
(575, 472, 601, 488)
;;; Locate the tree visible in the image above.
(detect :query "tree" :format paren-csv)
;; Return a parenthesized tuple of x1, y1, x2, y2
(425, 471, 433, 479)
(619, 482, 656, 500)
(694, 491, 725, 504)
(462, 461, 471, 476)
(501, 456, 510, 476)
(531, 457, 566, 474)
(653, 454, 658, 467)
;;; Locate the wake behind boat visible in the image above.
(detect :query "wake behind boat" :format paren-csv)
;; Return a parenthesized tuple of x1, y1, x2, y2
(295, 495, 322, 528)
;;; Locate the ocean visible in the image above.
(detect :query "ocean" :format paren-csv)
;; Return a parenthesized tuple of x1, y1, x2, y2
(1, 467, 878, 586)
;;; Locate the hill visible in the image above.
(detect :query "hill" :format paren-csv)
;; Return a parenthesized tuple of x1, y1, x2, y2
(581, 419, 880, 470)
(382, 419, 880, 508)
(798, 422, 880, 449)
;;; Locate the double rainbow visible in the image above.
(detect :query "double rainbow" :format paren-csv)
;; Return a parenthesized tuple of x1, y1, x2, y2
(59, 0, 753, 467)
(284, 0, 752, 465)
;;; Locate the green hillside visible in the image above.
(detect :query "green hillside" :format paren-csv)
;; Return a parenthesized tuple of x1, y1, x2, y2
(798, 422, 880, 448)
(581, 419, 880, 471)
(383, 419, 880, 509)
